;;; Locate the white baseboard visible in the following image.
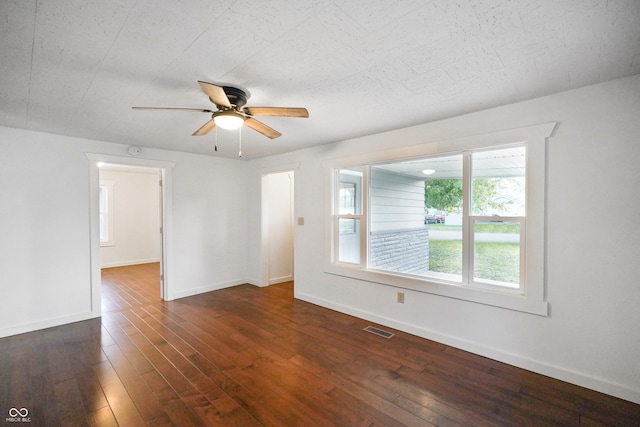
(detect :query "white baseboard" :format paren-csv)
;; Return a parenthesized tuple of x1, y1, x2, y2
(295, 291, 640, 405)
(101, 258, 160, 269)
(0, 310, 101, 339)
(170, 279, 248, 300)
(269, 275, 293, 285)
(245, 279, 263, 287)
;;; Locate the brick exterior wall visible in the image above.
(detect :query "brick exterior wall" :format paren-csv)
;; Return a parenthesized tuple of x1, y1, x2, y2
(369, 228, 429, 275)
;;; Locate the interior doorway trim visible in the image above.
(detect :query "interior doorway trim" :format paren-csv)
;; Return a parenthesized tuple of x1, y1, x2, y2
(86, 153, 175, 317)
(258, 162, 300, 287)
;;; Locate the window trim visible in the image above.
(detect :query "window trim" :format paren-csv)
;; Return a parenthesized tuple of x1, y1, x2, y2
(333, 167, 368, 268)
(324, 122, 556, 315)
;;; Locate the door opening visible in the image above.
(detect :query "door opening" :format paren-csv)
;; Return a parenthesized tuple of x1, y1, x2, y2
(98, 163, 164, 298)
(261, 170, 294, 286)
(86, 153, 174, 318)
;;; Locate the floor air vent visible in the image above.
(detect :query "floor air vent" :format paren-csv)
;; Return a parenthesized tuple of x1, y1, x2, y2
(363, 326, 394, 339)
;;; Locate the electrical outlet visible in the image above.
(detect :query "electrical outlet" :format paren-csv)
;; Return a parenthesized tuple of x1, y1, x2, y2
(397, 292, 404, 304)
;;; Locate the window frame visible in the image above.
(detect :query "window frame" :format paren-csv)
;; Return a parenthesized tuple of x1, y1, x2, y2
(324, 123, 556, 315)
(333, 167, 367, 268)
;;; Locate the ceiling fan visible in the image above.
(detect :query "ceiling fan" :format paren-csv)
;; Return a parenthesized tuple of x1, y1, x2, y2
(132, 81, 309, 139)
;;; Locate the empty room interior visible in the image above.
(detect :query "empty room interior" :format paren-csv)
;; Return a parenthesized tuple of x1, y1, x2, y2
(1, 1, 640, 425)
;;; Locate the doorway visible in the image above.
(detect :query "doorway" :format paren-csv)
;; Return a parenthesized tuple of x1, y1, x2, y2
(86, 153, 174, 318)
(98, 163, 163, 298)
(262, 170, 294, 286)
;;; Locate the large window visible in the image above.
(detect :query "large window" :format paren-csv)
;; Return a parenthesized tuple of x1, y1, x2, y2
(326, 123, 555, 315)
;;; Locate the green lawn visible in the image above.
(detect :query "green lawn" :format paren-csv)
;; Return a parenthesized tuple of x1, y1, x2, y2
(429, 239, 520, 283)
(428, 240, 462, 274)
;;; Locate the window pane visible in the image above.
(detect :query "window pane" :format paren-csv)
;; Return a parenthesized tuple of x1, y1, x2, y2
(338, 167, 362, 214)
(369, 155, 462, 280)
(473, 221, 520, 288)
(338, 218, 360, 263)
(339, 182, 356, 215)
(472, 147, 525, 216)
(339, 218, 356, 234)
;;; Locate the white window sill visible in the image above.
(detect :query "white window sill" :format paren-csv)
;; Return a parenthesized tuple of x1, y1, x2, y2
(324, 263, 548, 316)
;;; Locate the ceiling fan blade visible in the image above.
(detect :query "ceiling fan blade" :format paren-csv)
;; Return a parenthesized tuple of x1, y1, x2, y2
(244, 117, 282, 139)
(244, 107, 309, 118)
(192, 119, 216, 136)
(198, 81, 232, 108)
(132, 107, 215, 113)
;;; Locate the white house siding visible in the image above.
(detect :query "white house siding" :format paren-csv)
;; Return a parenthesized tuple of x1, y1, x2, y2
(369, 168, 429, 274)
(370, 168, 425, 232)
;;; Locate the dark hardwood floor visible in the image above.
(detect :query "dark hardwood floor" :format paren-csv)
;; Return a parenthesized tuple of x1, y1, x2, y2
(1, 263, 638, 426)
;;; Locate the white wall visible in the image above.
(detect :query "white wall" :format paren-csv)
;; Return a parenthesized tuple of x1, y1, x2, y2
(247, 74, 640, 403)
(0, 131, 93, 336)
(100, 168, 160, 268)
(0, 127, 250, 337)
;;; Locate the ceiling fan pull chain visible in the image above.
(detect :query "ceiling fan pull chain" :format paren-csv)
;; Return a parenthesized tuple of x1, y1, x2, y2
(238, 126, 242, 158)
(214, 127, 218, 152)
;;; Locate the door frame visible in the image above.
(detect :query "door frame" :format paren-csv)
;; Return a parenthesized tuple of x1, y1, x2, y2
(86, 153, 175, 317)
(258, 163, 299, 287)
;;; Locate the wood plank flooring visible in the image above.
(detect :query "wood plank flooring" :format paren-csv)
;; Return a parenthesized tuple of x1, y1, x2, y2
(1, 263, 638, 426)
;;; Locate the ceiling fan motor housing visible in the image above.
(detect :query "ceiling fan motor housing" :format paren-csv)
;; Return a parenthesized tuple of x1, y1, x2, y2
(221, 86, 248, 107)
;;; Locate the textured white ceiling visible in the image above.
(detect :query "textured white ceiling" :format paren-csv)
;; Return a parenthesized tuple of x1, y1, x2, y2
(1, 0, 639, 159)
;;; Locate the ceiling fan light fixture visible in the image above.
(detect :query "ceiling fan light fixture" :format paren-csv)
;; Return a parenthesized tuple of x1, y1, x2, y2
(214, 111, 244, 130)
